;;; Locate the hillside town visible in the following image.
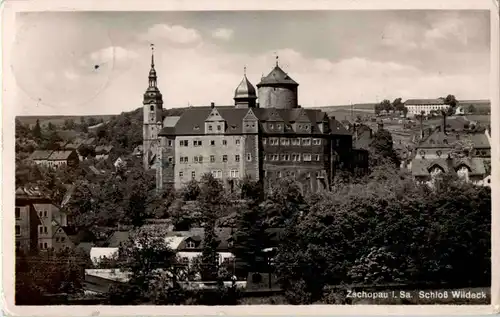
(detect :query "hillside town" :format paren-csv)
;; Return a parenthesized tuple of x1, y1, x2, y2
(14, 47, 492, 305)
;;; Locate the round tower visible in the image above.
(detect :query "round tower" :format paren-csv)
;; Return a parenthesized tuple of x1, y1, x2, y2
(234, 67, 257, 108)
(256, 56, 299, 109)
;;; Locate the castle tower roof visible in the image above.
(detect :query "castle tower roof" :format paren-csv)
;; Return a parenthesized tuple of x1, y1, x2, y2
(234, 67, 257, 99)
(257, 56, 298, 87)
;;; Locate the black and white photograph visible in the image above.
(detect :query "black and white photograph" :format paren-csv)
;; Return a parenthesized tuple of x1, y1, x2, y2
(5, 2, 498, 311)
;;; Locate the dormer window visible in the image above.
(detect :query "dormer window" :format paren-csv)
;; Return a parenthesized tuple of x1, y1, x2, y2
(270, 124, 274, 129)
(277, 124, 281, 129)
(194, 125, 200, 130)
(231, 125, 237, 129)
(208, 125, 213, 131)
(186, 240, 196, 249)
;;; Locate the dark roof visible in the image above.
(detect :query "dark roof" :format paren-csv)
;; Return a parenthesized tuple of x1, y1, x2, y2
(159, 106, 342, 136)
(257, 65, 298, 86)
(411, 157, 487, 177)
(405, 98, 445, 105)
(106, 231, 131, 248)
(48, 150, 75, 160)
(95, 145, 114, 154)
(29, 150, 53, 160)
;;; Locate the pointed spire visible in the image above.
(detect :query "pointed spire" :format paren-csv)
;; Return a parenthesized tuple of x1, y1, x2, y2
(150, 43, 155, 68)
(243, 66, 247, 76)
(276, 54, 279, 66)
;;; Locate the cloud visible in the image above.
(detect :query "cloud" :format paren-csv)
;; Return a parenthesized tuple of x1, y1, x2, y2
(141, 24, 202, 45)
(13, 14, 489, 116)
(212, 28, 234, 41)
(63, 69, 80, 81)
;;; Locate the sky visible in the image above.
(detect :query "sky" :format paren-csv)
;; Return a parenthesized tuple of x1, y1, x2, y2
(11, 10, 491, 116)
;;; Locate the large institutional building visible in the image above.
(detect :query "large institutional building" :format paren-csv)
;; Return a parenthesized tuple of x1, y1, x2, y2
(142, 48, 368, 192)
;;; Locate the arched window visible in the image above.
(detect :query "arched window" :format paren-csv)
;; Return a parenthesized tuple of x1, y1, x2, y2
(430, 166, 443, 178)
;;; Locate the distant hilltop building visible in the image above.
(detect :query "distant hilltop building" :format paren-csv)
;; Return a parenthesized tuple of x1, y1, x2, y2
(142, 48, 368, 192)
(404, 98, 449, 117)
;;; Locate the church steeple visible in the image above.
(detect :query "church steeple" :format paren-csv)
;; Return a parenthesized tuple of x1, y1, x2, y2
(148, 44, 157, 88)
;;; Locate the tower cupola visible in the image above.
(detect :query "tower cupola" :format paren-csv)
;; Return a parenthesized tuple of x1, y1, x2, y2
(234, 66, 257, 108)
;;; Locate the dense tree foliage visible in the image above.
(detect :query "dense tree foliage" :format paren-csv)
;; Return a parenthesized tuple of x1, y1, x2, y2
(16, 248, 92, 304)
(273, 169, 490, 304)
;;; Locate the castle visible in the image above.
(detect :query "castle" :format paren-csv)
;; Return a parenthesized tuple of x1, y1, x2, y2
(142, 47, 368, 192)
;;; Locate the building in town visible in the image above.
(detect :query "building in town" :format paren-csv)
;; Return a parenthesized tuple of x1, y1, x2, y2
(142, 48, 368, 191)
(28, 150, 79, 168)
(15, 187, 74, 253)
(404, 98, 449, 117)
(408, 118, 491, 187)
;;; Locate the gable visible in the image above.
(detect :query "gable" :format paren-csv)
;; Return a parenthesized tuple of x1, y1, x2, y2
(243, 108, 258, 122)
(205, 108, 225, 122)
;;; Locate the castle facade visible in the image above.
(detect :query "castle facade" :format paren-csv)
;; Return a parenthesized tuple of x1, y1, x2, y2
(142, 50, 368, 192)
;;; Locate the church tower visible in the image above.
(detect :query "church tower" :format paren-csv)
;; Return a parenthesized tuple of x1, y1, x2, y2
(143, 44, 164, 170)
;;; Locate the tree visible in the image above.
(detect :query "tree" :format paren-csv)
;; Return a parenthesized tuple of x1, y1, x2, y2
(392, 98, 405, 112)
(467, 104, 476, 114)
(402, 106, 408, 118)
(16, 248, 91, 304)
(443, 94, 458, 116)
(197, 174, 225, 281)
(380, 99, 393, 112)
(232, 197, 268, 277)
(109, 228, 181, 305)
(32, 119, 42, 140)
(63, 119, 76, 130)
(47, 122, 56, 131)
(368, 127, 399, 168)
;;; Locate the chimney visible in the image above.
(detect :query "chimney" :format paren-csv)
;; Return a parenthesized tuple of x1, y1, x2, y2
(442, 113, 447, 134)
(210, 102, 215, 108)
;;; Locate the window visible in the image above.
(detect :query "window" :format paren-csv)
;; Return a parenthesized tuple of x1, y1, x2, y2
(217, 125, 222, 131)
(263, 154, 267, 161)
(277, 171, 282, 178)
(39, 243, 44, 249)
(210, 155, 215, 163)
(270, 138, 279, 145)
(191, 171, 196, 179)
(168, 140, 173, 147)
(187, 241, 196, 249)
(291, 138, 301, 146)
(247, 154, 252, 162)
(262, 138, 267, 145)
(281, 154, 290, 161)
(210, 140, 215, 146)
(314, 154, 321, 161)
(270, 124, 274, 129)
(56, 237, 59, 242)
(194, 156, 203, 163)
(180, 140, 189, 147)
(230, 170, 239, 178)
(44, 243, 48, 249)
(194, 140, 202, 147)
(168, 157, 173, 163)
(281, 138, 290, 146)
(15, 225, 20, 236)
(211, 170, 222, 178)
(302, 138, 311, 146)
(44, 211, 48, 217)
(272, 154, 279, 161)
(223, 155, 228, 162)
(312, 138, 321, 145)
(303, 154, 312, 161)
(61, 237, 65, 242)
(235, 155, 240, 162)
(179, 171, 184, 177)
(150, 105, 154, 111)
(277, 124, 282, 129)
(235, 139, 240, 145)
(15, 207, 20, 219)
(180, 156, 188, 163)
(222, 140, 227, 146)
(208, 125, 213, 131)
